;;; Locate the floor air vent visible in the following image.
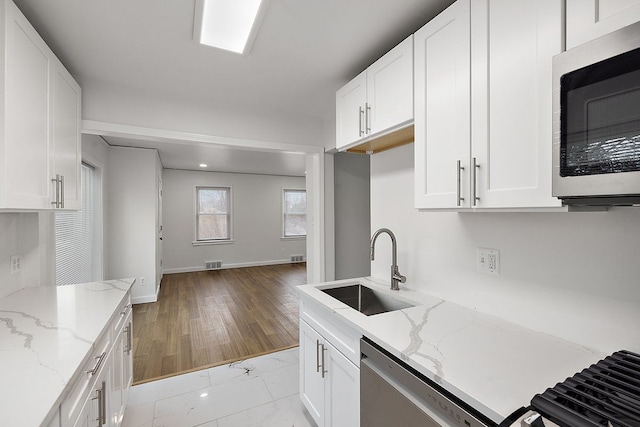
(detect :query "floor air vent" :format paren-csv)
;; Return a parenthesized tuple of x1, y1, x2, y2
(290, 255, 304, 263)
(205, 260, 222, 270)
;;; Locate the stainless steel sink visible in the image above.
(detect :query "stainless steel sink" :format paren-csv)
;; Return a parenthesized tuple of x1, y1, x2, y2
(321, 284, 415, 316)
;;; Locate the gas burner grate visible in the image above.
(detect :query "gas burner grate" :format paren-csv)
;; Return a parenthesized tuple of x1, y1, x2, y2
(531, 350, 640, 427)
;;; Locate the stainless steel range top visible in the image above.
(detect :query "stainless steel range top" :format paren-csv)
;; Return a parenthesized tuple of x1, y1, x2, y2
(524, 350, 640, 427)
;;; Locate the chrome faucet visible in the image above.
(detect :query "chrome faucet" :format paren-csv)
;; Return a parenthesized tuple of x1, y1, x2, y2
(370, 228, 406, 291)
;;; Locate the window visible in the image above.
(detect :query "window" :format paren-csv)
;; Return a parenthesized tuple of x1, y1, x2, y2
(283, 189, 306, 237)
(55, 163, 102, 285)
(196, 186, 231, 241)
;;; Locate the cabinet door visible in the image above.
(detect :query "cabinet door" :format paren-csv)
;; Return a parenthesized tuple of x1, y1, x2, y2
(414, 0, 471, 209)
(52, 64, 82, 210)
(4, 0, 52, 209)
(367, 36, 413, 136)
(325, 341, 359, 427)
(336, 71, 367, 150)
(122, 317, 134, 408)
(567, 0, 640, 49)
(471, 0, 563, 208)
(299, 320, 325, 426)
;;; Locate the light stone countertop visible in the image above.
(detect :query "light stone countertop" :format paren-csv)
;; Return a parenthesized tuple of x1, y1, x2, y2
(298, 277, 609, 425)
(0, 279, 135, 427)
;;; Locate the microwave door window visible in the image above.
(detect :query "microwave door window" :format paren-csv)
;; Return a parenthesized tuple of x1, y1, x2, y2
(561, 49, 640, 177)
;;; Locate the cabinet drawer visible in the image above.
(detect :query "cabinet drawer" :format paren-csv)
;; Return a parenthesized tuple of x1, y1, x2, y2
(112, 292, 132, 336)
(300, 299, 361, 366)
(60, 329, 112, 427)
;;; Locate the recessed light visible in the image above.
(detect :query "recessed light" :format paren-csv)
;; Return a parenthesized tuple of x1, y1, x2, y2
(199, 163, 208, 168)
(194, 0, 269, 55)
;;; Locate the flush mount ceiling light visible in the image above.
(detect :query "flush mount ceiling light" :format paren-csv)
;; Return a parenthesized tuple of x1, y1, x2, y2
(199, 163, 208, 168)
(194, 0, 270, 55)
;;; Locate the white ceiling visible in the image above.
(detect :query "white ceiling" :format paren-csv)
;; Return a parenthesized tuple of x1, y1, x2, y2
(14, 0, 454, 176)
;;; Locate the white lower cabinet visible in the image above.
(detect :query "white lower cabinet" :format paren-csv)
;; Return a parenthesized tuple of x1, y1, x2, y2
(59, 293, 133, 427)
(300, 317, 360, 427)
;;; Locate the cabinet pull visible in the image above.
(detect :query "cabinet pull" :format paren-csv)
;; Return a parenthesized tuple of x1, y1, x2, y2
(316, 339, 321, 373)
(358, 106, 365, 137)
(321, 344, 328, 378)
(472, 157, 480, 206)
(51, 175, 60, 208)
(365, 102, 371, 134)
(120, 304, 131, 316)
(86, 351, 106, 376)
(60, 175, 65, 209)
(126, 322, 133, 355)
(100, 380, 106, 425)
(457, 161, 465, 207)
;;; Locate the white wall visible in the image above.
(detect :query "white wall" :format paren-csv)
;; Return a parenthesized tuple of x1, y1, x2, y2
(162, 169, 306, 273)
(106, 146, 159, 303)
(370, 143, 640, 353)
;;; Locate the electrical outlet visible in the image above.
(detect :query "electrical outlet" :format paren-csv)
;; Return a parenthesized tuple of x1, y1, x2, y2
(140, 277, 146, 286)
(10, 254, 21, 275)
(477, 248, 500, 275)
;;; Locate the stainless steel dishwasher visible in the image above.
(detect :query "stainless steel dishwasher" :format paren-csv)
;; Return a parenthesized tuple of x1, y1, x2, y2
(360, 338, 490, 427)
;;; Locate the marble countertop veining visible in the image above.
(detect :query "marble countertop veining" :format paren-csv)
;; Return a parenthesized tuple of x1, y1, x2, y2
(298, 277, 607, 425)
(0, 279, 135, 427)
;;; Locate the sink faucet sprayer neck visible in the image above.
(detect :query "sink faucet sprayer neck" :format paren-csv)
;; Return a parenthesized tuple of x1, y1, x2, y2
(370, 228, 406, 291)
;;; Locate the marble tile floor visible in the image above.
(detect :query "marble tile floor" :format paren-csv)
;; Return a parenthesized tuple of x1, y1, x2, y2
(122, 347, 315, 427)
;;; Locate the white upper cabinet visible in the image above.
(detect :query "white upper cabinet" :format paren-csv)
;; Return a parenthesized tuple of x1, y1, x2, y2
(414, 0, 471, 209)
(52, 64, 82, 210)
(336, 71, 367, 149)
(0, 0, 81, 211)
(567, 0, 640, 49)
(336, 35, 413, 151)
(415, 0, 562, 209)
(470, 0, 562, 209)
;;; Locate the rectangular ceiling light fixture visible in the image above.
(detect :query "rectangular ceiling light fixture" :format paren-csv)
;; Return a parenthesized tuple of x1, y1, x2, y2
(194, 0, 269, 55)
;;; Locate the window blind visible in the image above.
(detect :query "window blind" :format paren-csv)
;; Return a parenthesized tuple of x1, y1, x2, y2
(55, 163, 99, 285)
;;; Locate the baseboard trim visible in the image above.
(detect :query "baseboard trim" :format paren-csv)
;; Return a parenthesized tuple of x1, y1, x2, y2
(163, 259, 305, 275)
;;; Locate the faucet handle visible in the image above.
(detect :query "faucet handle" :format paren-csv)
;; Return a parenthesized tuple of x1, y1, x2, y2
(393, 273, 407, 284)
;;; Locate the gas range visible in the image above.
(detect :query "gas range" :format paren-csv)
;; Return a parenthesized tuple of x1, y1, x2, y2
(506, 350, 640, 427)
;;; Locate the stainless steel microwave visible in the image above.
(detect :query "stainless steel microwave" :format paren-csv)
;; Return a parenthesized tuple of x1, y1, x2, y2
(553, 21, 640, 206)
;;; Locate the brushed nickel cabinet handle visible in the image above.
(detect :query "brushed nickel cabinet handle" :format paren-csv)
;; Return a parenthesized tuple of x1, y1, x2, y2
(316, 339, 321, 373)
(86, 351, 106, 375)
(60, 175, 65, 208)
(472, 157, 480, 206)
(457, 160, 465, 207)
(359, 106, 365, 137)
(51, 176, 60, 207)
(365, 102, 371, 134)
(321, 344, 328, 378)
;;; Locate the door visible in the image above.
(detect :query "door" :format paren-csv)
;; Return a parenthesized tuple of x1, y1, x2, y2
(367, 36, 414, 135)
(325, 341, 360, 427)
(300, 320, 325, 426)
(336, 71, 367, 150)
(414, 0, 471, 209)
(157, 172, 163, 290)
(52, 64, 82, 210)
(567, 0, 640, 49)
(4, 0, 51, 209)
(470, 0, 563, 208)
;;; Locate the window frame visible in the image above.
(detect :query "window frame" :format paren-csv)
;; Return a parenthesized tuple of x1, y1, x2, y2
(194, 186, 233, 245)
(282, 188, 307, 239)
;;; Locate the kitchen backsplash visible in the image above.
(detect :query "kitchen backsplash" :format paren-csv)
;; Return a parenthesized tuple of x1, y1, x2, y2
(370, 143, 640, 353)
(0, 213, 42, 299)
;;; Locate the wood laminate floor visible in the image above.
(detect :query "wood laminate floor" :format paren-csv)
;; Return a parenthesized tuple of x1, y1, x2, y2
(131, 263, 306, 384)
